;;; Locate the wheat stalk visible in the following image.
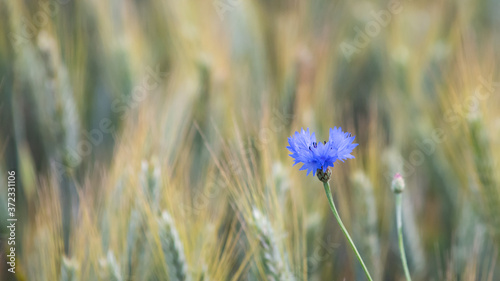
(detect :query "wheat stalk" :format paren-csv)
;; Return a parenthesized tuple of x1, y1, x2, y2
(125, 208, 144, 279)
(99, 250, 123, 281)
(351, 171, 381, 279)
(140, 159, 162, 209)
(60, 256, 79, 281)
(158, 211, 190, 281)
(468, 115, 500, 239)
(251, 208, 294, 281)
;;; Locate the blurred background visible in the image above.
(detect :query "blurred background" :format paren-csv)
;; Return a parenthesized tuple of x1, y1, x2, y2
(1, 0, 500, 280)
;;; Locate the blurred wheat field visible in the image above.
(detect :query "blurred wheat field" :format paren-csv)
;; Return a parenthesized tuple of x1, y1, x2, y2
(1, 0, 500, 280)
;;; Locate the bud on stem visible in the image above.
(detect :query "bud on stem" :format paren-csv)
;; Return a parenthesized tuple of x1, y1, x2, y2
(317, 168, 332, 183)
(391, 173, 405, 194)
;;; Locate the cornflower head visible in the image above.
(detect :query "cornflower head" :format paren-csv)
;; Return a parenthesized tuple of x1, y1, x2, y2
(286, 127, 358, 182)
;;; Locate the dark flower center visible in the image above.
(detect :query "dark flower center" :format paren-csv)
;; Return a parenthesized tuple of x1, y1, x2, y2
(309, 142, 317, 150)
(308, 141, 327, 151)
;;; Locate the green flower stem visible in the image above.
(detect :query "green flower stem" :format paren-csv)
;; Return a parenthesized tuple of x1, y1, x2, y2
(323, 182, 373, 281)
(396, 193, 412, 281)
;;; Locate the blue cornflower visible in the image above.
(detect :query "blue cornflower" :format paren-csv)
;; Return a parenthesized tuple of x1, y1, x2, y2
(287, 127, 358, 177)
